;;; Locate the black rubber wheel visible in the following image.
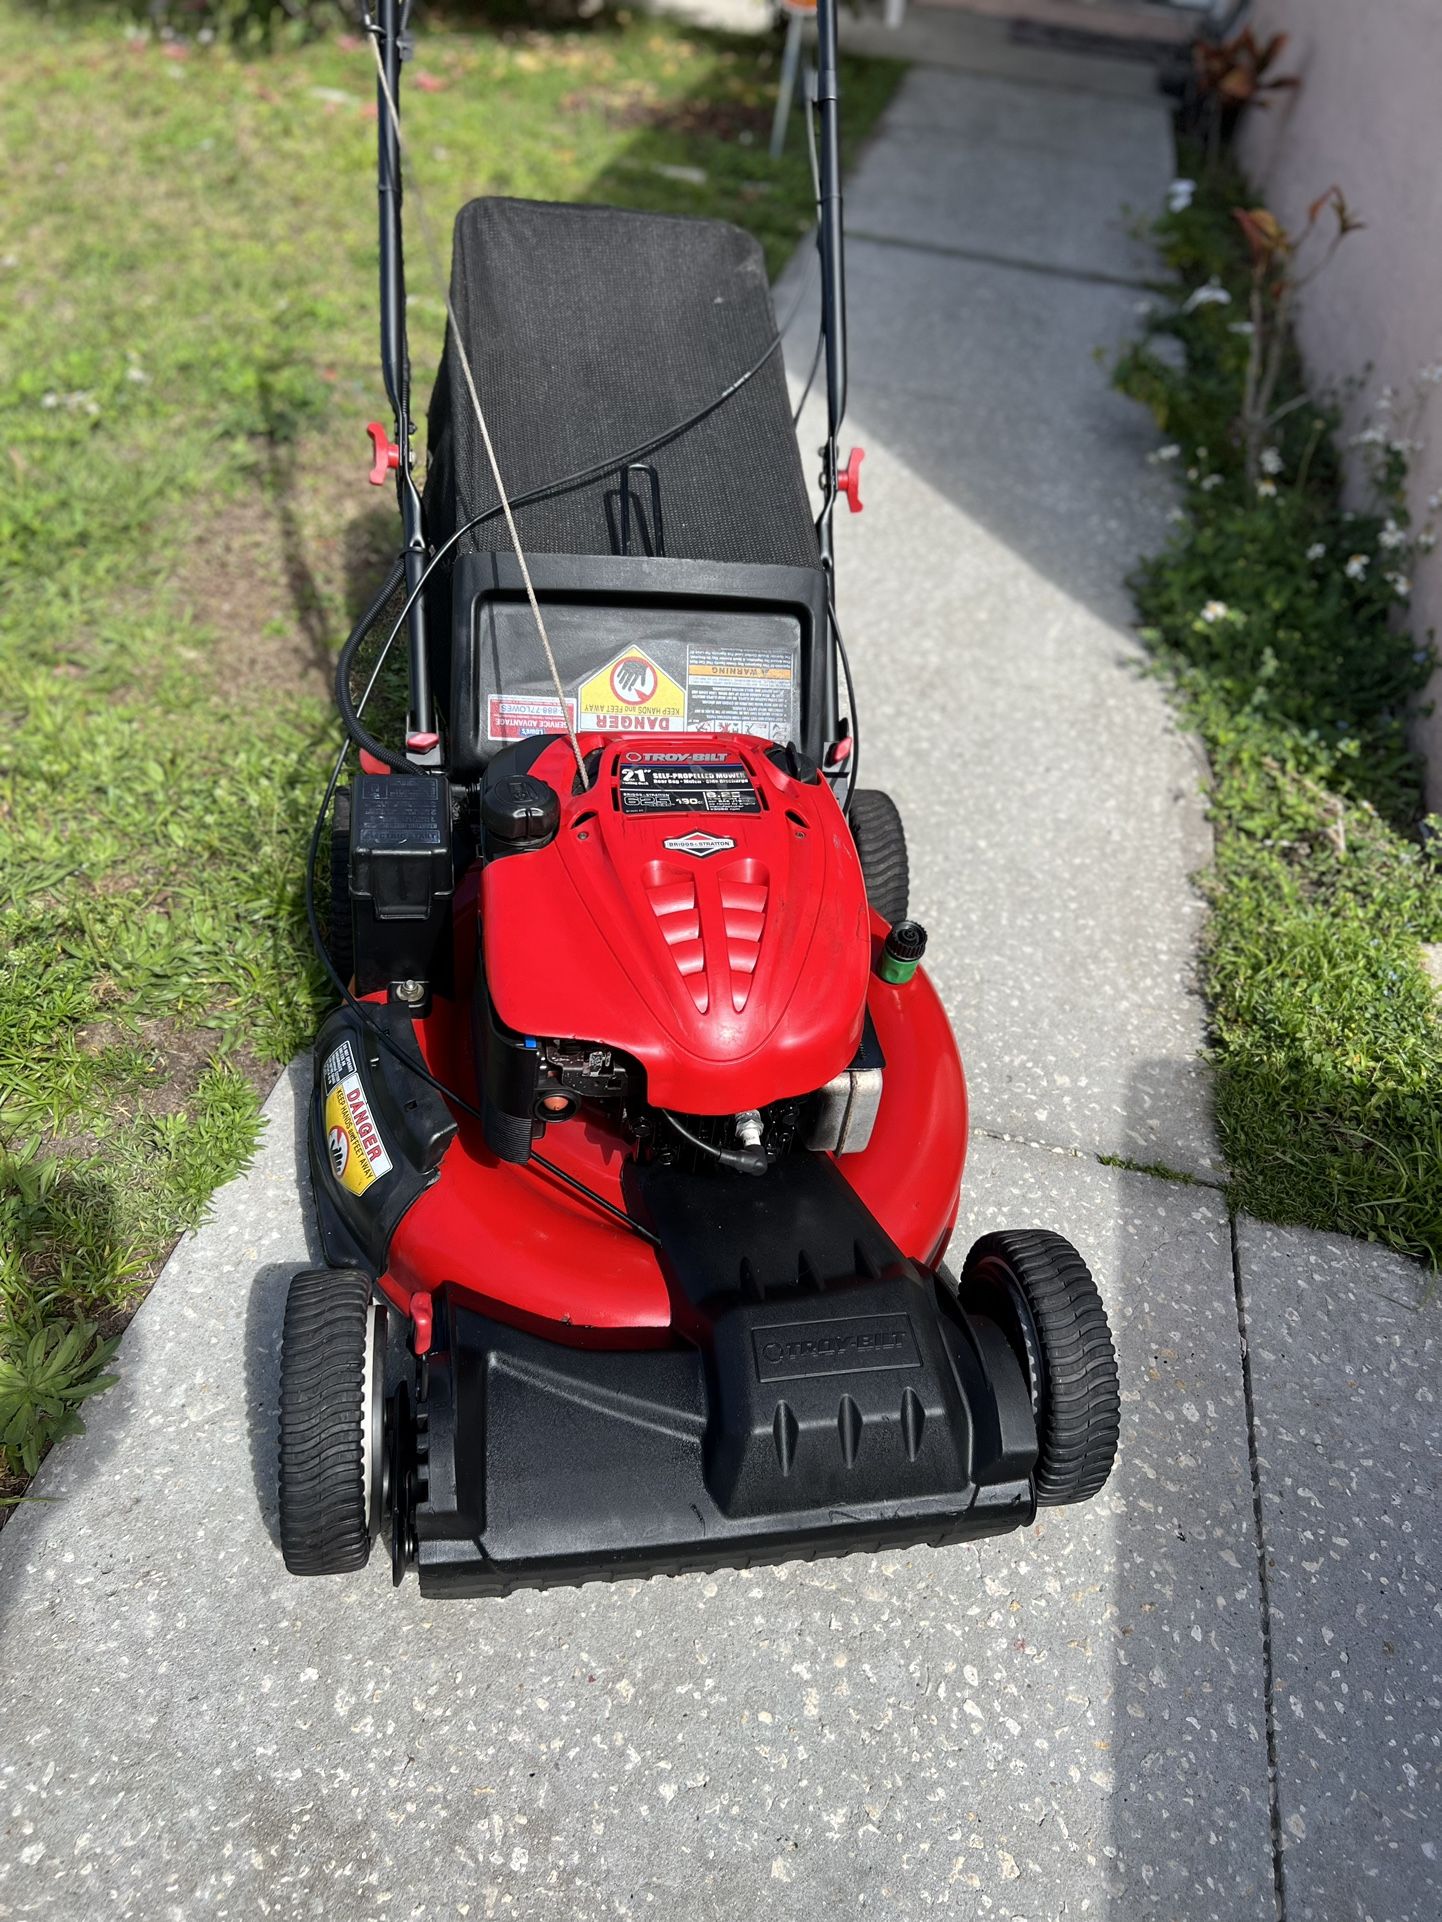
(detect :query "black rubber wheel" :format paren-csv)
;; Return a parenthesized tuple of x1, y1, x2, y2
(278, 1267, 379, 1575)
(848, 787, 909, 924)
(961, 1230, 1120, 1506)
(328, 788, 354, 987)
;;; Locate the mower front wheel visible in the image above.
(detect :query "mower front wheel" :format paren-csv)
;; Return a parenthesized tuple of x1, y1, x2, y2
(848, 787, 909, 925)
(278, 1267, 384, 1575)
(960, 1230, 1120, 1506)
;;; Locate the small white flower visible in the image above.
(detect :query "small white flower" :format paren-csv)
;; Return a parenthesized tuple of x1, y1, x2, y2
(1344, 554, 1369, 581)
(1149, 443, 1182, 464)
(1427, 491, 1442, 513)
(1167, 178, 1197, 213)
(125, 366, 149, 385)
(1200, 473, 1223, 492)
(1256, 478, 1278, 498)
(1181, 279, 1232, 315)
(1260, 446, 1284, 476)
(1419, 531, 1437, 553)
(1420, 363, 1442, 385)
(1187, 466, 1199, 481)
(1200, 600, 1231, 623)
(1306, 542, 1326, 561)
(1350, 425, 1387, 448)
(1378, 519, 1406, 551)
(41, 391, 58, 409)
(1228, 321, 1255, 336)
(1387, 572, 1411, 598)
(1167, 506, 1186, 524)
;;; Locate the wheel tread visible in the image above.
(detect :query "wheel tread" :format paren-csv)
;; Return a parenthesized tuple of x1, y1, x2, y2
(848, 789, 910, 924)
(278, 1267, 374, 1576)
(963, 1229, 1121, 1506)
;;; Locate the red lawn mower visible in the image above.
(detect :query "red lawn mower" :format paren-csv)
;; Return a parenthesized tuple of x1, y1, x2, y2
(278, 0, 1120, 1595)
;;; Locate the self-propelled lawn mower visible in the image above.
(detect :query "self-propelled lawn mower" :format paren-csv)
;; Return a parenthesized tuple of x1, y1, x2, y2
(278, 0, 1121, 1596)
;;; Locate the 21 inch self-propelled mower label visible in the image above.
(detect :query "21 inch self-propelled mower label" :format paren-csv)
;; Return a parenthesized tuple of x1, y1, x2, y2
(322, 1039, 394, 1196)
(617, 754, 762, 815)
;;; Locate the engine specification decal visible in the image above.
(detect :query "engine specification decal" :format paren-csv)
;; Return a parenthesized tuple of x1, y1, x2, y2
(685, 644, 795, 745)
(322, 1039, 394, 1197)
(617, 753, 762, 816)
(577, 647, 688, 734)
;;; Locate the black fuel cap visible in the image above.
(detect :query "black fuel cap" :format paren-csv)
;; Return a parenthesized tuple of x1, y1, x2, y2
(481, 773, 560, 848)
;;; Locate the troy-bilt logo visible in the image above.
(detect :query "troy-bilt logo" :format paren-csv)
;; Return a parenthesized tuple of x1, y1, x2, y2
(753, 1316, 922, 1382)
(662, 831, 735, 858)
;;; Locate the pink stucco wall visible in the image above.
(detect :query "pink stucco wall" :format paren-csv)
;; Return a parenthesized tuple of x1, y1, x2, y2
(1240, 0, 1442, 805)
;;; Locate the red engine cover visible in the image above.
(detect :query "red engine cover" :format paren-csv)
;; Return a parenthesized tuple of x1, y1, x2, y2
(483, 734, 871, 1113)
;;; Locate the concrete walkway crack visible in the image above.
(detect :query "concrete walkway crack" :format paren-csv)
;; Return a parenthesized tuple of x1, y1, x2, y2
(1229, 1212, 1289, 1922)
(847, 226, 1158, 292)
(968, 1125, 1225, 1192)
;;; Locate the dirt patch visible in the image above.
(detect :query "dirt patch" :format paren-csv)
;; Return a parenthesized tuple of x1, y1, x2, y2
(561, 86, 773, 144)
(174, 424, 399, 704)
(77, 1016, 273, 1121)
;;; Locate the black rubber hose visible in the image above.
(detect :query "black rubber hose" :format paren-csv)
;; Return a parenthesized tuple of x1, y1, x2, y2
(334, 555, 412, 773)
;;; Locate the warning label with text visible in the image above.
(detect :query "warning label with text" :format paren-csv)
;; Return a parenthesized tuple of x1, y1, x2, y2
(685, 645, 796, 745)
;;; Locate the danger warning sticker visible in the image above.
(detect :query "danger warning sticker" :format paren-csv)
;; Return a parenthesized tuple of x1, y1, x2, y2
(617, 757, 761, 816)
(321, 1039, 394, 1197)
(486, 692, 578, 743)
(578, 648, 687, 734)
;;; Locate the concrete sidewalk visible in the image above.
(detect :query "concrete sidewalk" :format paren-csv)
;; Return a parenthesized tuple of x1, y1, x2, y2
(2, 15, 1437, 1922)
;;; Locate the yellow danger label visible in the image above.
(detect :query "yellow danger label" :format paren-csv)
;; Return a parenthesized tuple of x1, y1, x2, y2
(322, 1044, 394, 1196)
(578, 647, 687, 734)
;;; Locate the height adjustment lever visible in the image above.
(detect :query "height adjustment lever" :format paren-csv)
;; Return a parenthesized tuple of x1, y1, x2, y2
(366, 421, 401, 486)
(837, 447, 865, 513)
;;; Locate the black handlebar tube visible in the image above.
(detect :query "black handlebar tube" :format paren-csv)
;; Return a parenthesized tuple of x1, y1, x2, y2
(813, 0, 848, 589)
(373, 0, 436, 745)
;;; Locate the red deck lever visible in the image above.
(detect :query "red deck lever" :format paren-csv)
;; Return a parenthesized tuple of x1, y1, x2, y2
(410, 1291, 434, 1358)
(366, 421, 400, 486)
(837, 446, 865, 513)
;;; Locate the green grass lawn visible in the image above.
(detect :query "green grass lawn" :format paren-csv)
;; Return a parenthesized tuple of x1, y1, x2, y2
(0, 6, 903, 1496)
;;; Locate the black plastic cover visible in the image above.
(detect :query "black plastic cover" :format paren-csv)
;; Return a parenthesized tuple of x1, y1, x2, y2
(349, 773, 454, 993)
(410, 1156, 1038, 1595)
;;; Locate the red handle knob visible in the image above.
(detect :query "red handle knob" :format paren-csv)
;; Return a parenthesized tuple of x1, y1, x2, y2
(837, 446, 865, 513)
(366, 421, 400, 486)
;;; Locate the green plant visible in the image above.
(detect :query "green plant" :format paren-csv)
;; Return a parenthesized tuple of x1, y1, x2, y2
(0, 1320, 120, 1478)
(1114, 160, 1442, 1268)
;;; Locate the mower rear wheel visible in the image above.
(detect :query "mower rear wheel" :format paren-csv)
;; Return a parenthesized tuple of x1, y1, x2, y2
(848, 788, 909, 924)
(960, 1230, 1120, 1506)
(278, 1267, 382, 1575)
